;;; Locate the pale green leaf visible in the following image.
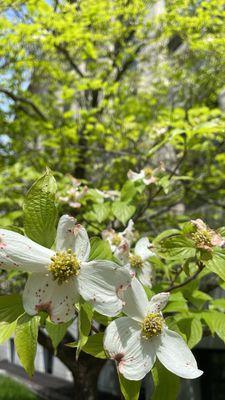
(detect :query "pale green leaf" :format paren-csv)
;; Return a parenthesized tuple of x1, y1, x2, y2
(46, 319, 72, 350)
(14, 314, 40, 377)
(23, 169, 57, 248)
(77, 298, 93, 359)
(118, 373, 141, 400)
(112, 201, 135, 225)
(0, 294, 24, 323)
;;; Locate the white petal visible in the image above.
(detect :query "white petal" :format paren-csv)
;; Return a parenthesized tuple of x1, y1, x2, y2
(77, 260, 131, 317)
(0, 229, 53, 273)
(127, 170, 144, 182)
(23, 273, 79, 323)
(104, 317, 156, 380)
(138, 262, 153, 288)
(155, 329, 203, 379)
(135, 237, 154, 260)
(122, 277, 149, 322)
(148, 292, 170, 314)
(121, 219, 134, 244)
(56, 215, 90, 261)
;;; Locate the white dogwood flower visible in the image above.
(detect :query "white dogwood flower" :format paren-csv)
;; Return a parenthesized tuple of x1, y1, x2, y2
(127, 237, 154, 288)
(104, 278, 203, 381)
(128, 164, 165, 186)
(102, 220, 134, 263)
(0, 215, 131, 324)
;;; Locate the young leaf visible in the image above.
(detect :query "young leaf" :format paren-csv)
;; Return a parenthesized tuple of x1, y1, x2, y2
(120, 181, 137, 203)
(67, 333, 106, 359)
(46, 319, 72, 350)
(118, 372, 141, 400)
(89, 237, 113, 261)
(112, 201, 135, 225)
(14, 314, 40, 377)
(161, 236, 196, 259)
(0, 320, 17, 344)
(152, 362, 180, 400)
(0, 294, 24, 323)
(205, 248, 225, 281)
(93, 203, 111, 223)
(23, 169, 57, 248)
(77, 297, 93, 359)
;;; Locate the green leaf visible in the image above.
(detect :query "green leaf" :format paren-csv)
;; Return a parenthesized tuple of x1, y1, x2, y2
(23, 169, 57, 248)
(77, 297, 93, 359)
(120, 181, 137, 203)
(93, 203, 111, 223)
(0, 320, 17, 344)
(89, 237, 113, 261)
(93, 311, 113, 326)
(118, 373, 141, 400)
(46, 319, 72, 350)
(14, 314, 40, 377)
(112, 201, 135, 225)
(161, 236, 196, 259)
(189, 290, 212, 309)
(153, 229, 180, 244)
(177, 318, 202, 348)
(0, 294, 24, 323)
(152, 362, 180, 400)
(202, 311, 225, 343)
(205, 248, 225, 281)
(67, 333, 106, 359)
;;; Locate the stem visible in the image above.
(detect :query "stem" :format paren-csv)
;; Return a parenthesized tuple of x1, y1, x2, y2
(165, 261, 204, 292)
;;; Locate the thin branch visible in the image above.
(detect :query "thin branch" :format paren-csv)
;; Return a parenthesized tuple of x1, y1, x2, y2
(55, 44, 84, 78)
(0, 88, 48, 120)
(165, 261, 204, 292)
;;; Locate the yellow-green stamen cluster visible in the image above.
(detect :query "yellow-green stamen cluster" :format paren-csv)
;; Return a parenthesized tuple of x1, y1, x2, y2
(48, 249, 80, 284)
(144, 167, 153, 178)
(111, 234, 122, 246)
(129, 254, 144, 269)
(191, 229, 212, 250)
(142, 313, 164, 339)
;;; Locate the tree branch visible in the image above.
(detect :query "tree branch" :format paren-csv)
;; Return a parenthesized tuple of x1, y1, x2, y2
(54, 44, 84, 78)
(0, 88, 48, 120)
(165, 261, 205, 292)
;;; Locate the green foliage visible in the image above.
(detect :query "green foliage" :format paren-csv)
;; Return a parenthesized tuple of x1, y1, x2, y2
(77, 297, 93, 359)
(14, 314, 40, 377)
(46, 319, 72, 350)
(0, 376, 42, 400)
(112, 201, 136, 225)
(23, 169, 57, 248)
(89, 237, 113, 261)
(67, 333, 107, 359)
(152, 362, 180, 400)
(0, 294, 24, 323)
(118, 373, 141, 400)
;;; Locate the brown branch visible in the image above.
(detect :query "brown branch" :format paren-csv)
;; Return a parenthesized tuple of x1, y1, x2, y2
(0, 88, 47, 120)
(165, 261, 205, 292)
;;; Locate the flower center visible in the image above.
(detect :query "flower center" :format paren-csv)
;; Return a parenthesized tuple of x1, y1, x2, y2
(48, 249, 80, 284)
(191, 229, 212, 250)
(111, 234, 122, 246)
(142, 313, 164, 339)
(143, 167, 153, 178)
(129, 254, 144, 269)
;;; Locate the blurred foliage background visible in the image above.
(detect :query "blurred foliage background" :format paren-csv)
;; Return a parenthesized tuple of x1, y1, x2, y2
(0, 0, 225, 235)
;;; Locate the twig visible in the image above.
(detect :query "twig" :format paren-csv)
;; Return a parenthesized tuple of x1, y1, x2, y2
(165, 261, 204, 292)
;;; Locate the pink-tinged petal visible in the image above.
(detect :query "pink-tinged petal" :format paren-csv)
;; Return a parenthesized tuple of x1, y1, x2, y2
(137, 262, 153, 288)
(77, 260, 131, 317)
(147, 292, 170, 314)
(56, 215, 90, 261)
(154, 328, 203, 379)
(104, 317, 156, 380)
(135, 237, 154, 260)
(122, 277, 149, 322)
(23, 273, 79, 323)
(0, 229, 53, 273)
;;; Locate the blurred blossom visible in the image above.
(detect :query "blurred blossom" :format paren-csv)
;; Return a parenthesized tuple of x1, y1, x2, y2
(127, 163, 165, 186)
(59, 175, 88, 208)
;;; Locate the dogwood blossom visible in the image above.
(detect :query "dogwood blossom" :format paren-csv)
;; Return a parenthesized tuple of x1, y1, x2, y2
(59, 176, 88, 208)
(102, 220, 134, 263)
(0, 215, 131, 323)
(127, 164, 165, 186)
(127, 237, 154, 287)
(104, 278, 203, 381)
